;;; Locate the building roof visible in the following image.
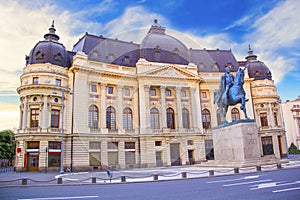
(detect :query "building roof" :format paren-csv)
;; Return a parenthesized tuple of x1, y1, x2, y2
(26, 21, 72, 68)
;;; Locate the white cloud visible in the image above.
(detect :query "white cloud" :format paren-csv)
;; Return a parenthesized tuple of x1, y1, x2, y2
(244, 0, 300, 83)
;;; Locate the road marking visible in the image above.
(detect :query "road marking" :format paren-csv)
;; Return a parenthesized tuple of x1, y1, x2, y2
(207, 175, 260, 184)
(250, 180, 300, 190)
(223, 179, 272, 187)
(273, 187, 300, 193)
(18, 195, 99, 200)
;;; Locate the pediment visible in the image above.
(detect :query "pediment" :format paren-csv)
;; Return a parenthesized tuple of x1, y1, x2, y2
(142, 65, 198, 79)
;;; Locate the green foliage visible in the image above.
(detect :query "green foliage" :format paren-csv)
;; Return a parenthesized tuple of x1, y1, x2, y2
(288, 143, 300, 154)
(0, 130, 15, 160)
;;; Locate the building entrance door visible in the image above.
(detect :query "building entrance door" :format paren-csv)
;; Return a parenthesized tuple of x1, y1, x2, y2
(27, 153, 39, 172)
(170, 143, 181, 166)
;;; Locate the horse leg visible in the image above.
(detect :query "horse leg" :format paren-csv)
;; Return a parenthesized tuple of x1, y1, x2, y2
(241, 97, 249, 119)
(223, 105, 229, 124)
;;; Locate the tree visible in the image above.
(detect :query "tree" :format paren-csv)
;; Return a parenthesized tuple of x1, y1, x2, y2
(0, 130, 15, 161)
(288, 143, 300, 154)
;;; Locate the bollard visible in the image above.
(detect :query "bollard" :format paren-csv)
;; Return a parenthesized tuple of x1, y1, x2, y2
(121, 176, 126, 182)
(209, 170, 214, 176)
(92, 177, 96, 183)
(277, 163, 282, 169)
(22, 178, 27, 185)
(234, 168, 239, 174)
(256, 166, 261, 172)
(153, 174, 159, 181)
(182, 172, 187, 179)
(57, 177, 63, 184)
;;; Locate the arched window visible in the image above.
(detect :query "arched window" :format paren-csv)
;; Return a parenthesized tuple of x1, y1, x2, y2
(202, 109, 211, 129)
(182, 108, 190, 129)
(88, 105, 99, 128)
(123, 107, 133, 130)
(106, 106, 116, 130)
(166, 108, 175, 129)
(231, 108, 240, 122)
(150, 108, 159, 129)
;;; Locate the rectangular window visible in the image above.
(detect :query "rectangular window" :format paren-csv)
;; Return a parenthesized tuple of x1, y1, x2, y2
(48, 141, 61, 149)
(108, 86, 114, 94)
(124, 88, 130, 96)
(166, 89, 171, 96)
(150, 89, 156, 96)
(201, 91, 207, 98)
(260, 113, 268, 127)
(33, 77, 39, 85)
(48, 141, 61, 167)
(181, 90, 186, 97)
(91, 84, 97, 92)
(89, 142, 101, 166)
(125, 142, 135, 165)
(155, 141, 162, 146)
(108, 142, 118, 166)
(108, 142, 118, 149)
(205, 140, 214, 160)
(51, 109, 60, 128)
(274, 112, 278, 126)
(187, 140, 194, 145)
(262, 136, 274, 155)
(55, 79, 61, 86)
(30, 108, 39, 128)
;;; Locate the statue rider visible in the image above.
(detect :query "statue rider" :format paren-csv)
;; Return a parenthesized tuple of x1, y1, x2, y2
(218, 65, 235, 103)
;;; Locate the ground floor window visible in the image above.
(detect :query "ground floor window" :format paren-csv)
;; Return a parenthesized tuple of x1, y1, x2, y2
(125, 142, 135, 165)
(108, 142, 118, 166)
(262, 136, 274, 155)
(205, 140, 214, 160)
(89, 142, 101, 166)
(48, 142, 61, 167)
(156, 151, 163, 167)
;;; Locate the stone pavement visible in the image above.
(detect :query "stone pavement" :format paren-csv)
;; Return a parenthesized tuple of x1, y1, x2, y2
(0, 155, 299, 187)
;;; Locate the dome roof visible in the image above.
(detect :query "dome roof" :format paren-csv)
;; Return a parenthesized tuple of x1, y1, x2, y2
(140, 19, 189, 65)
(26, 21, 71, 68)
(245, 47, 272, 80)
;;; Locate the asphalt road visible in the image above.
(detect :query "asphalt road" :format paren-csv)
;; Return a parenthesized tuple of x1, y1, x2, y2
(1, 167, 300, 200)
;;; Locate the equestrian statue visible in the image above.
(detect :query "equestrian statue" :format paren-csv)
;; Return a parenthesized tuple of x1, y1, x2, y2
(214, 65, 249, 124)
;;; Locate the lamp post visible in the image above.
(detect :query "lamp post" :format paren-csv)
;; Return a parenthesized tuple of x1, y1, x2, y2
(60, 88, 65, 174)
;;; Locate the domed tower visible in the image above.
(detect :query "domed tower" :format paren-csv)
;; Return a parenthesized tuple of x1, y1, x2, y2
(15, 21, 71, 172)
(246, 46, 287, 159)
(140, 19, 189, 64)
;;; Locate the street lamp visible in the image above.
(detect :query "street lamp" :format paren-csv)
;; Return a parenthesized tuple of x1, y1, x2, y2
(54, 88, 65, 174)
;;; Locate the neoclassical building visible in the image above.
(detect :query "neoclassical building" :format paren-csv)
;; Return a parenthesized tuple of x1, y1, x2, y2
(15, 20, 288, 172)
(282, 96, 300, 150)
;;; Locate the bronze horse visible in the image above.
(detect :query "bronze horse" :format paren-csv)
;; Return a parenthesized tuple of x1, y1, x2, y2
(214, 67, 249, 124)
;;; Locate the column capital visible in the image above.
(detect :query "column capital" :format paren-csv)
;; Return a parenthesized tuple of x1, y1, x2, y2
(160, 86, 166, 91)
(144, 85, 150, 90)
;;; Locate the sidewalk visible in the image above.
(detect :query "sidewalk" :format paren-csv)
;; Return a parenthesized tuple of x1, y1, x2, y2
(0, 156, 299, 187)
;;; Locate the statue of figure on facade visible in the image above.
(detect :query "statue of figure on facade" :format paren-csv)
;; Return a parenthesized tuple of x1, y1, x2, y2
(214, 66, 249, 124)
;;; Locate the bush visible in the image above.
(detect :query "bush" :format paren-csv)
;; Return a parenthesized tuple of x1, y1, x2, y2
(288, 143, 300, 154)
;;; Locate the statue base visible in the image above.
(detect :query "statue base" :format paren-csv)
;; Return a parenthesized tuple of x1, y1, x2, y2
(212, 120, 265, 167)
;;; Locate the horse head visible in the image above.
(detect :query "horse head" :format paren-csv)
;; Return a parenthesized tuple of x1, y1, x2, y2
(234, 67, 245, 86)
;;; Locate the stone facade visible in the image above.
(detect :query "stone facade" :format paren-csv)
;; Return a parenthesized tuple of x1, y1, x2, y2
(281, 96, 300, 150)
(14, 21, 288, 172)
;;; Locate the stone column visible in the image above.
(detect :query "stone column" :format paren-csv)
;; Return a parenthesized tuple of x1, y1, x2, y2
(119, 141, 125, 168)
(176, 87, 183, 129)
(190, 87, 197, 128)
(100, 84, 107, 131)
(117, 85, 123, 132)
(42, 95, 48, 129)
(268, 103, 275, 127)
(160, 86, 167, 128)
(22, 96, 27, 129)
(144, 85, 150, 129)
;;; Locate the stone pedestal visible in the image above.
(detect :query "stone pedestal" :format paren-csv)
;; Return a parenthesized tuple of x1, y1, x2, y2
(212, 120, 261, 166)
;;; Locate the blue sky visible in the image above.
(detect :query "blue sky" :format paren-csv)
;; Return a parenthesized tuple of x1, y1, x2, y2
(0, 0, 300, 130)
